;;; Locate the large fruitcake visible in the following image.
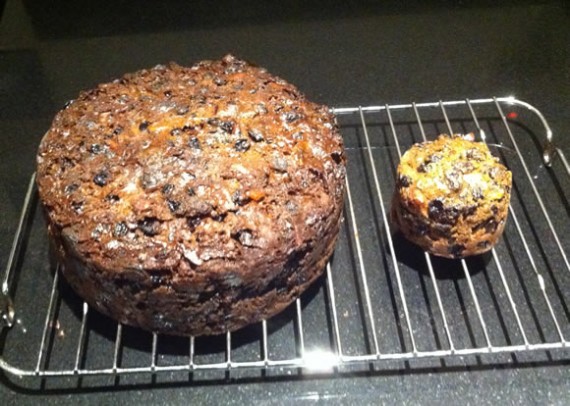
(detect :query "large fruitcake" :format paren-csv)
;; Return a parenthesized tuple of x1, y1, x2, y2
(36, 55, 346, 336)
(391, 134, 511, 258)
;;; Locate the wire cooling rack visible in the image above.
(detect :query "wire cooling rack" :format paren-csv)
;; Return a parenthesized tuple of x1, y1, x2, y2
(1, 97, 569, 386)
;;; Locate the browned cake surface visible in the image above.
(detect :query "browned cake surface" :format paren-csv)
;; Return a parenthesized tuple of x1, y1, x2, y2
(36, 55, 346, 335)
(391, 134, 511, 258)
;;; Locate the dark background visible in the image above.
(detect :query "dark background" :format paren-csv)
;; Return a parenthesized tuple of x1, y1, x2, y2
(1, 0, 569, 404)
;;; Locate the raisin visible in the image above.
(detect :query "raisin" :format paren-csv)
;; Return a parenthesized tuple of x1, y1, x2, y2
(224, 57, 243, 70)
(163, 90, 172, 98)
(466, 148, 484, 161)
(414, 222, 429, 236)
(429, 223, 452, 239)
(234, 230, 254, 246)
(445, 169, 461, 191)
(418, 154, 442, 173)
(162, 183, 174, 195)
(398, 174, 412, 188)
(71, 201, 84, 213)
(170, 128, 182, 136)
(430, 154, 442, 163)
(105, 193, 120, 202)
(138, 217, 159, 236)
(167, 199, 181, 213)
(488, 167, 499, 180)
(207, 118, 220, 127)
(219, 120, 234, 134)
(93, 171, 109, 186)
(139, 121, 150, 131)
(212, 213, 227, 222)
(113, 222, 128, 237)
(187, 187, 196, 196)
(64, 183, 79, 194)
(234, 139, 250, 152)
(428, 199, 460, 225)
(113, 126, 123, 136)
(207, 118, 234, 133)
(89, 144, 102, 154)
(156, 248, 169, 261)
(188, 137, 201, 150)
(284, 112, 300, 123)
(232, 190, 250, 206)
(150, 274, 166, 286)
(462, 205, 478, 217)
(485, 219, 499, 233)
(186, 217, 201, 230)
(473, 218, 498, 234)
(449, 244, 465, 258)
(331, 151, 343, 165)
(248, 129, 264, 142)
(91, 224, 104, 239)
(85, 88, 103, 99)
(477, 240, 491, 249)
(176, 105, 189, 115)
(60, 157, 75, 170)
(284, 248, 309, 274)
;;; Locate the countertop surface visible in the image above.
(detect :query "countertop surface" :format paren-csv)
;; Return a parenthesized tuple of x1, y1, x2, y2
(1, 1, 569, 404)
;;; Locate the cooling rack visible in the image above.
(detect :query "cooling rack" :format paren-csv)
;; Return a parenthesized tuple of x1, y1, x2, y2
(1, 97, 569, 387)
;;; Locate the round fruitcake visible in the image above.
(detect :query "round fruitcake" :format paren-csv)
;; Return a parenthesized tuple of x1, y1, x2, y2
(391, 134, 511, 258)
(36, 55, 346, 336)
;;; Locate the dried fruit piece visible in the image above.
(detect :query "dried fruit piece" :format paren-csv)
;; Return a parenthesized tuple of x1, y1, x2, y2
(93, 171, 109, 186)
(234, 139, 250, 152)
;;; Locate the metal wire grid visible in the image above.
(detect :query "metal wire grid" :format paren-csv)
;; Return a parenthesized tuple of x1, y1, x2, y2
(1, 97, 569, 381)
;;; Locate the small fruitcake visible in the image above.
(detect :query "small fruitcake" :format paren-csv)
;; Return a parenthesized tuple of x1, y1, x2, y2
(391, 134, 511, 258)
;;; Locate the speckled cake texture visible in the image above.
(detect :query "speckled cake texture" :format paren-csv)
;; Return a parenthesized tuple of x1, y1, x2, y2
(391, 134, 511, 258)
(36, 55, 346, 336)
